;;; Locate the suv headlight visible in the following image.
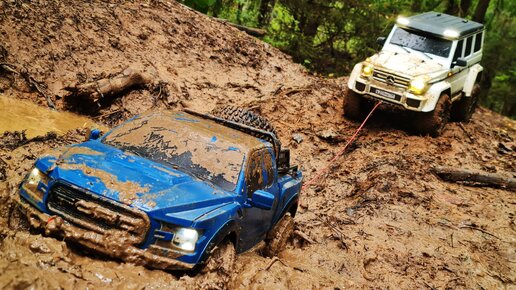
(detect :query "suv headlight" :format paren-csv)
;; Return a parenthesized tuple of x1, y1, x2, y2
(172, 228, 199, 252)
(361, 63, 374, 78)
(409, 76, 429, 95)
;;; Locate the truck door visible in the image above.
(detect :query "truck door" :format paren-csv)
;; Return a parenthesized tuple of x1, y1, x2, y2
(239, 147, 279, 251)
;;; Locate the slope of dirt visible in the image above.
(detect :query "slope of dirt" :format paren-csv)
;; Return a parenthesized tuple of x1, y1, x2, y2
(1, 1, 515, 289)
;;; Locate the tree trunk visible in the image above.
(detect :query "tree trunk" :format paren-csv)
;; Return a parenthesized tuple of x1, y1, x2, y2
(434, 166, 516, 190)
(258, 0, 275, 27)
(459, 0, 472, 17)
(411, 0, 422, 12)
(473, 0, 490, 23)
(445, 0, 459, 15)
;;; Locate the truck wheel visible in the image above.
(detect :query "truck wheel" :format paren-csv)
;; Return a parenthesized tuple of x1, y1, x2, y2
(413, 94, 451, 137)
(264, 213, 294, 257)
(202, 240, 236, 275)
(451, 84, 480, 122)
(8, 204, 29, 231)
(343, 91, 371, 121)
(211, 105, 279, 138)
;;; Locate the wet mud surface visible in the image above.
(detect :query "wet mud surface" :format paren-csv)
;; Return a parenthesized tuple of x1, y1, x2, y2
(1, 1, 515, 289)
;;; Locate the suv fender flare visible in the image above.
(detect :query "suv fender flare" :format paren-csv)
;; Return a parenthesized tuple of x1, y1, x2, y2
(422, 81, 451, 112)
(347, 63, 363, 91)
(462, 64, 483, 97)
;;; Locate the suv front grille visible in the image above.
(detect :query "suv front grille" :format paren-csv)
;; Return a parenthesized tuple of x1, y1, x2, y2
(373, 69, 410, 88)
(47, 183, 150, 245)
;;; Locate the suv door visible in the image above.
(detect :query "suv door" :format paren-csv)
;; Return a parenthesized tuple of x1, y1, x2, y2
(239, 147, 279, 251)
(449, 38, 467, 95)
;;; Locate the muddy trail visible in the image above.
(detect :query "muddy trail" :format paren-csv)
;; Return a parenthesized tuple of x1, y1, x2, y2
(0, 1, 515, 289)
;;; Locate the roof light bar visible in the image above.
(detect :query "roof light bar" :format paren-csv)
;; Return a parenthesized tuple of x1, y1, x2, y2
(443, 29, 459, 38)
(397, 16, 410, 26)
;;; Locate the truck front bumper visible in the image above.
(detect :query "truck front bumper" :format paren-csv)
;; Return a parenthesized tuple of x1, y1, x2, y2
(18, 198, 196, 271)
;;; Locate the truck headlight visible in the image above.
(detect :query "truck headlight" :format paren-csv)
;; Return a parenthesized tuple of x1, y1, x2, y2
(361, 63, 374, 78)
(409, 76, 429, 95)
(172, 228, 199, 252)
(22, 167, 49, 200)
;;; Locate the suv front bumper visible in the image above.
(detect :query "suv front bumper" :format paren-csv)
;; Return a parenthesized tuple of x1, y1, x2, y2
(17, 198, 196, 271)
(349, 75, 428, 112)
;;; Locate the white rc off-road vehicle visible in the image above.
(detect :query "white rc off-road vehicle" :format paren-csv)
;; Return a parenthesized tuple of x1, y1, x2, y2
(347, 12, 484, 136)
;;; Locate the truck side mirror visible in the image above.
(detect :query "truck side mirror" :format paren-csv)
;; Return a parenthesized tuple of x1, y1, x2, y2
(85, 128, 102, 141)
(376, 37, 386, 46)
(453, 58, 468, 68)
(250, 190, 274, 210)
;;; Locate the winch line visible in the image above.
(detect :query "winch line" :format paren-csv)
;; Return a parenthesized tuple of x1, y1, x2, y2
(302, 101, 382, 190)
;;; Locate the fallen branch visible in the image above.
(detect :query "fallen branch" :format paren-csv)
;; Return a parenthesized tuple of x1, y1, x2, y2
(459, 225, 501, 240)
(214, 18, 266, 37)
(433, 166, 516, 190)
(0, 63, 55, 109)
(64, 67, 152, 103)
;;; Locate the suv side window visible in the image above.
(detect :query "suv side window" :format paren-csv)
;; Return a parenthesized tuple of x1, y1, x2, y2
(464, 36, 473, 56)
(474, 32, 483, 52)
(453, 39, 463, 62)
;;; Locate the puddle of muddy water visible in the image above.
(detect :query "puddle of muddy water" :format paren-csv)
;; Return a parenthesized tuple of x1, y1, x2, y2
(0, 95, 105, 138)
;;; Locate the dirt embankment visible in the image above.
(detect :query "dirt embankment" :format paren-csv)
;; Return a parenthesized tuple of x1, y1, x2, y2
(0, 1, 515, 289)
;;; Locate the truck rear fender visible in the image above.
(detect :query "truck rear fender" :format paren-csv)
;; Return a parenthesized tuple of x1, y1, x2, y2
(463, 64, 483, 97)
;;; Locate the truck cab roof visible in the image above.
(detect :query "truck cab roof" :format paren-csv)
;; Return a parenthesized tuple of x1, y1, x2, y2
(398, 12, 484, 39)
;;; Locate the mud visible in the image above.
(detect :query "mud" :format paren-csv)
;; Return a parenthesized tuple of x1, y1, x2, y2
(0, 1, 515, 289)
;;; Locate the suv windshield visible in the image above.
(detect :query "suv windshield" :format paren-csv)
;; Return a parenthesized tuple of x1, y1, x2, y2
(390, 27, 452, 58)
(103, 112, 249, 191)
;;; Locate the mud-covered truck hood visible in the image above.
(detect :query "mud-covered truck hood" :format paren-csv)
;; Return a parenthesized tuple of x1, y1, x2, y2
(39, 142, 236, 216)
(371, 51, 446, 77)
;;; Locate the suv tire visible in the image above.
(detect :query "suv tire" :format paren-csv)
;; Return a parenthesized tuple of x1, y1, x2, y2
(343, 91, 372, 121)
(414, 94, 451, 137)
(264, 213, 294, 257)
(211, 106, 279, 138)
(451, 83, 480, 122)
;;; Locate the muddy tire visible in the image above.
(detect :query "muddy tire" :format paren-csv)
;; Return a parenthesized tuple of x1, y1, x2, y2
(343, 91, 371, 121)
(451, 84, 480, 122)
(211, 105, 278, 137)
(264, 213, 294, 257)
(413, 94, 451, 137)
(8, 204, 29, 231)
(202, 240, 236, 275)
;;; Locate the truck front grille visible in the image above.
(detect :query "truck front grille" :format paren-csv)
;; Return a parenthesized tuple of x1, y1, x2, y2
(47, 183, 150, 245)
(373, 69, 410, 88)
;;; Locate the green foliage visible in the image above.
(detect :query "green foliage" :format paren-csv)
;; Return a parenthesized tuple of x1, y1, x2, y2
(181, 0, 515, 118)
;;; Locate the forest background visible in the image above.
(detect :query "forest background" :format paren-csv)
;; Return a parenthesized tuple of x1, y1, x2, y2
(180, 0, 515, 118)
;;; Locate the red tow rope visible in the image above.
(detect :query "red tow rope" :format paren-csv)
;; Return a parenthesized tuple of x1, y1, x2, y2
(302, 101, 382, 190)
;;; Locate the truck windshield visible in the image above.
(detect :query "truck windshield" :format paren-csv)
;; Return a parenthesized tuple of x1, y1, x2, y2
(390, 27, 452, 58)
(102, 112, 249, 191)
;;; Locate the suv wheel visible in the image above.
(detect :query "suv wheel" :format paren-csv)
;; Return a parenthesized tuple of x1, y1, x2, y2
(343, 91, 372, 121)
(211, 105, 279, 138)
(264, 213, 294, 257)
(413, 94, 451, 137)
(451, 83, 480, 122)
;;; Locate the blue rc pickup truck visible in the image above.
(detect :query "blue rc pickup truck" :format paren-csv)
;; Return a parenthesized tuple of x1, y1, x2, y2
(17, 106, 302, 271)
